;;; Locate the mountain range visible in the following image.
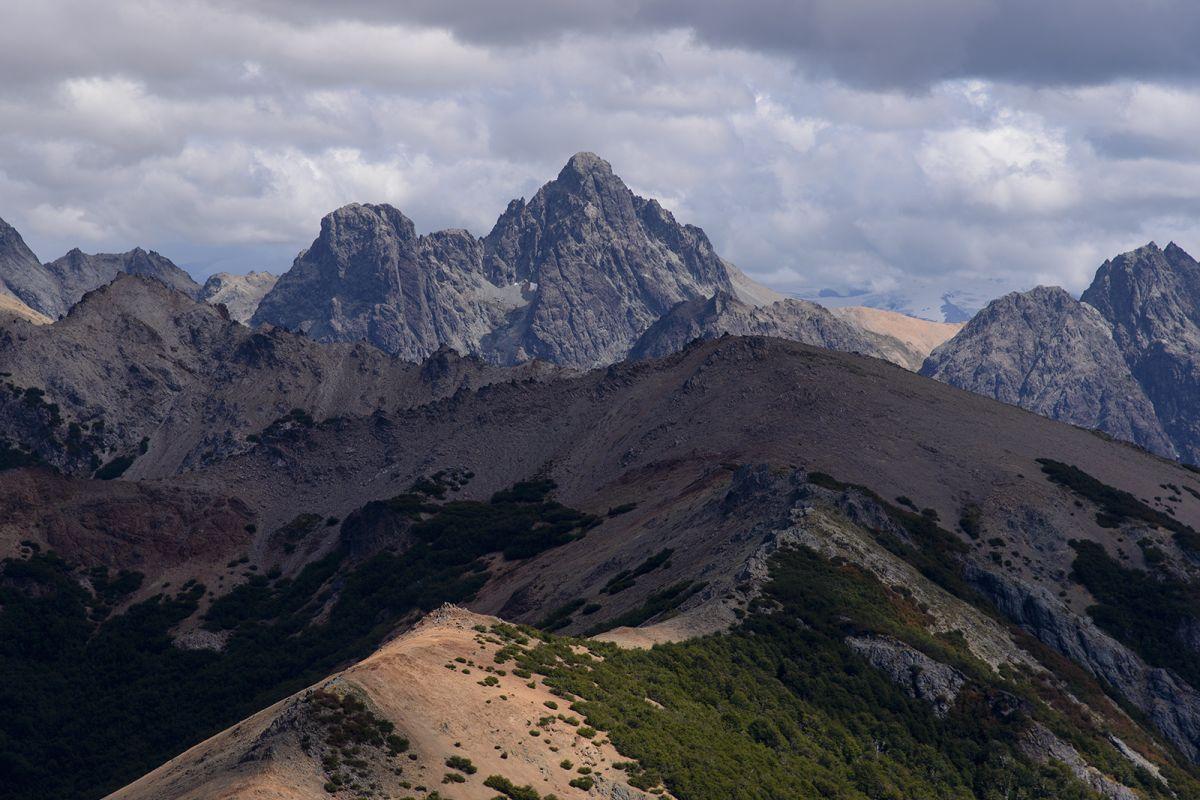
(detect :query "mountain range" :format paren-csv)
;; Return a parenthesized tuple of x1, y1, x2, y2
(924, 242, 1200, 464)
(7, 154, 1200, 800)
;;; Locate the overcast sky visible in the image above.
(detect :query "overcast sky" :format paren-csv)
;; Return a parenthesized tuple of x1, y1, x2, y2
(4, 1, 1200, 309)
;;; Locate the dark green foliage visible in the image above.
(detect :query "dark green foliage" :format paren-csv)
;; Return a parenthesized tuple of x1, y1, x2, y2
(307, 689, 394, 748)
(258, 408, 316, 443)
(606, 502, 638, 517)
(93, 453, 135, 480)
(959, 504, 983, 540)
(0, 480, 593, 800)
(583, 581, 704, 635)
(445, 755, 477, 774)
(512, 548, 1164, 800)
(484, 774, 543, 800)
(601, 548, 674, 595)
(490, 478, 558, 504)
(1037, 459, 1200, 552)
(1070, 540, 1200, 690)
(0, 437, 43, 471)
(537, 599, 586, 631)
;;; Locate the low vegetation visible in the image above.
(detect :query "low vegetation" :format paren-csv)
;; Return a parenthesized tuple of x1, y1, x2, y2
(494, 546, 1193, 800)
(1070, 540, 1200, 690)
(1037, 458, 1200, 552)
(0, 478, 595, 800)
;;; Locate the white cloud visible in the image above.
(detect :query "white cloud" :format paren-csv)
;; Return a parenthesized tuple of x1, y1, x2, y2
(0, 0, 1199, 312)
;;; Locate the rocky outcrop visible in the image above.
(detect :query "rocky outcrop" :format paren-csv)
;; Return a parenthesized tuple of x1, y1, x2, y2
(198, 271, 277, 323)
(627, 290, 923, 366)
(254, 154, 746, 368)
(967, 562, 1200, 762)
(1082, 242, 1200, 463)
(921, 285, 1175, 457)
(478, 152, 740, 366)
(254, 153, 921, 370)
(0, 215, 62, 318)
(0, 217, 202, 320)
(1019, 723, 1139, 800)
(845, 635, 966, 716)
(251, 203, 510, 361)
(44, 247, 201, 313)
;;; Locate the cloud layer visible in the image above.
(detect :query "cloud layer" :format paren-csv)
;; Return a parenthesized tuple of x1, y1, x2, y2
(2, 1, 1200, 311)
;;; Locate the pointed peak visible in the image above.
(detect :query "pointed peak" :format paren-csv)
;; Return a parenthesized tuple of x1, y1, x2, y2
(561, 152, 612, 177)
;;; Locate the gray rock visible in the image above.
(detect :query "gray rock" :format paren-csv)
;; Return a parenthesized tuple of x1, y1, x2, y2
(252, 203, 508, 361)
(628, 290, 923, 366)
(479, 152, 736, 367)
(967, 562, 1200, 762)
(254, 153, 916, 370)
(0, 215, 62, 318)
(44, 247, 201, 314)
(199, 271, 277, 324)
(845, 635, 966, 716)
(1019, 722, 1139, 800)
(1082, 242, 1200, 463)
(921, 285, 1174, 457)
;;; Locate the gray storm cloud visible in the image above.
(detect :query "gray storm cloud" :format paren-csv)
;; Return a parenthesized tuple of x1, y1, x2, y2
(1, 0, 1199, 314)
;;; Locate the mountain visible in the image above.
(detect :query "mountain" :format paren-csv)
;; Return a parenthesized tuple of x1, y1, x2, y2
(44, 247, 201, 314)
(198, 270, 277, 323)
(0, 214, 205, 319)
(254, 153, 918, 370)
(1082, 242, 1200, 464)
(0, 215, 62, 317)
(6, 334, 1200, 798)
(926, 242, 1200, 463)
(627, 290, 929, 369)
(0, 275, 561, 477)
(921, 286, 1175, 457)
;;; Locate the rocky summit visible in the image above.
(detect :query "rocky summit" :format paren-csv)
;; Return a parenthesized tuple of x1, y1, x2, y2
(926, 242, 1200, 463)
(921, 285, 1175, 457)
(1082, 242, 1200, 463)
(254, 153, 895, 369)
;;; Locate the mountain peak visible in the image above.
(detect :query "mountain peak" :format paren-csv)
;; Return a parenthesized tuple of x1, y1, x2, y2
(561, 151, 612, 177)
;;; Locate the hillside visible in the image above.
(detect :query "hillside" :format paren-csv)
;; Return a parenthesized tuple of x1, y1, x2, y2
(0, 275, 562, 477)
(6, 335, 1200, 797)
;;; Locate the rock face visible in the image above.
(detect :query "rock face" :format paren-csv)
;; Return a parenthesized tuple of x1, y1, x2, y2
(254, 153, 920, 370)
(0, 215, 62, 318)
(253, 203, 509, 360)
(921, 286, 1174, 457)
(0, 217, 202, 319)
(198, 271, 277, 323)
(967, 563, 1200, 763)
(44, 247, 201, 314)
(627, 290, 921, 367)
(845, 635, 966, 716)
(1082, 242, 1200, 463)
(926, 242, 1200, 463)
(478, 152, 739, 366)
